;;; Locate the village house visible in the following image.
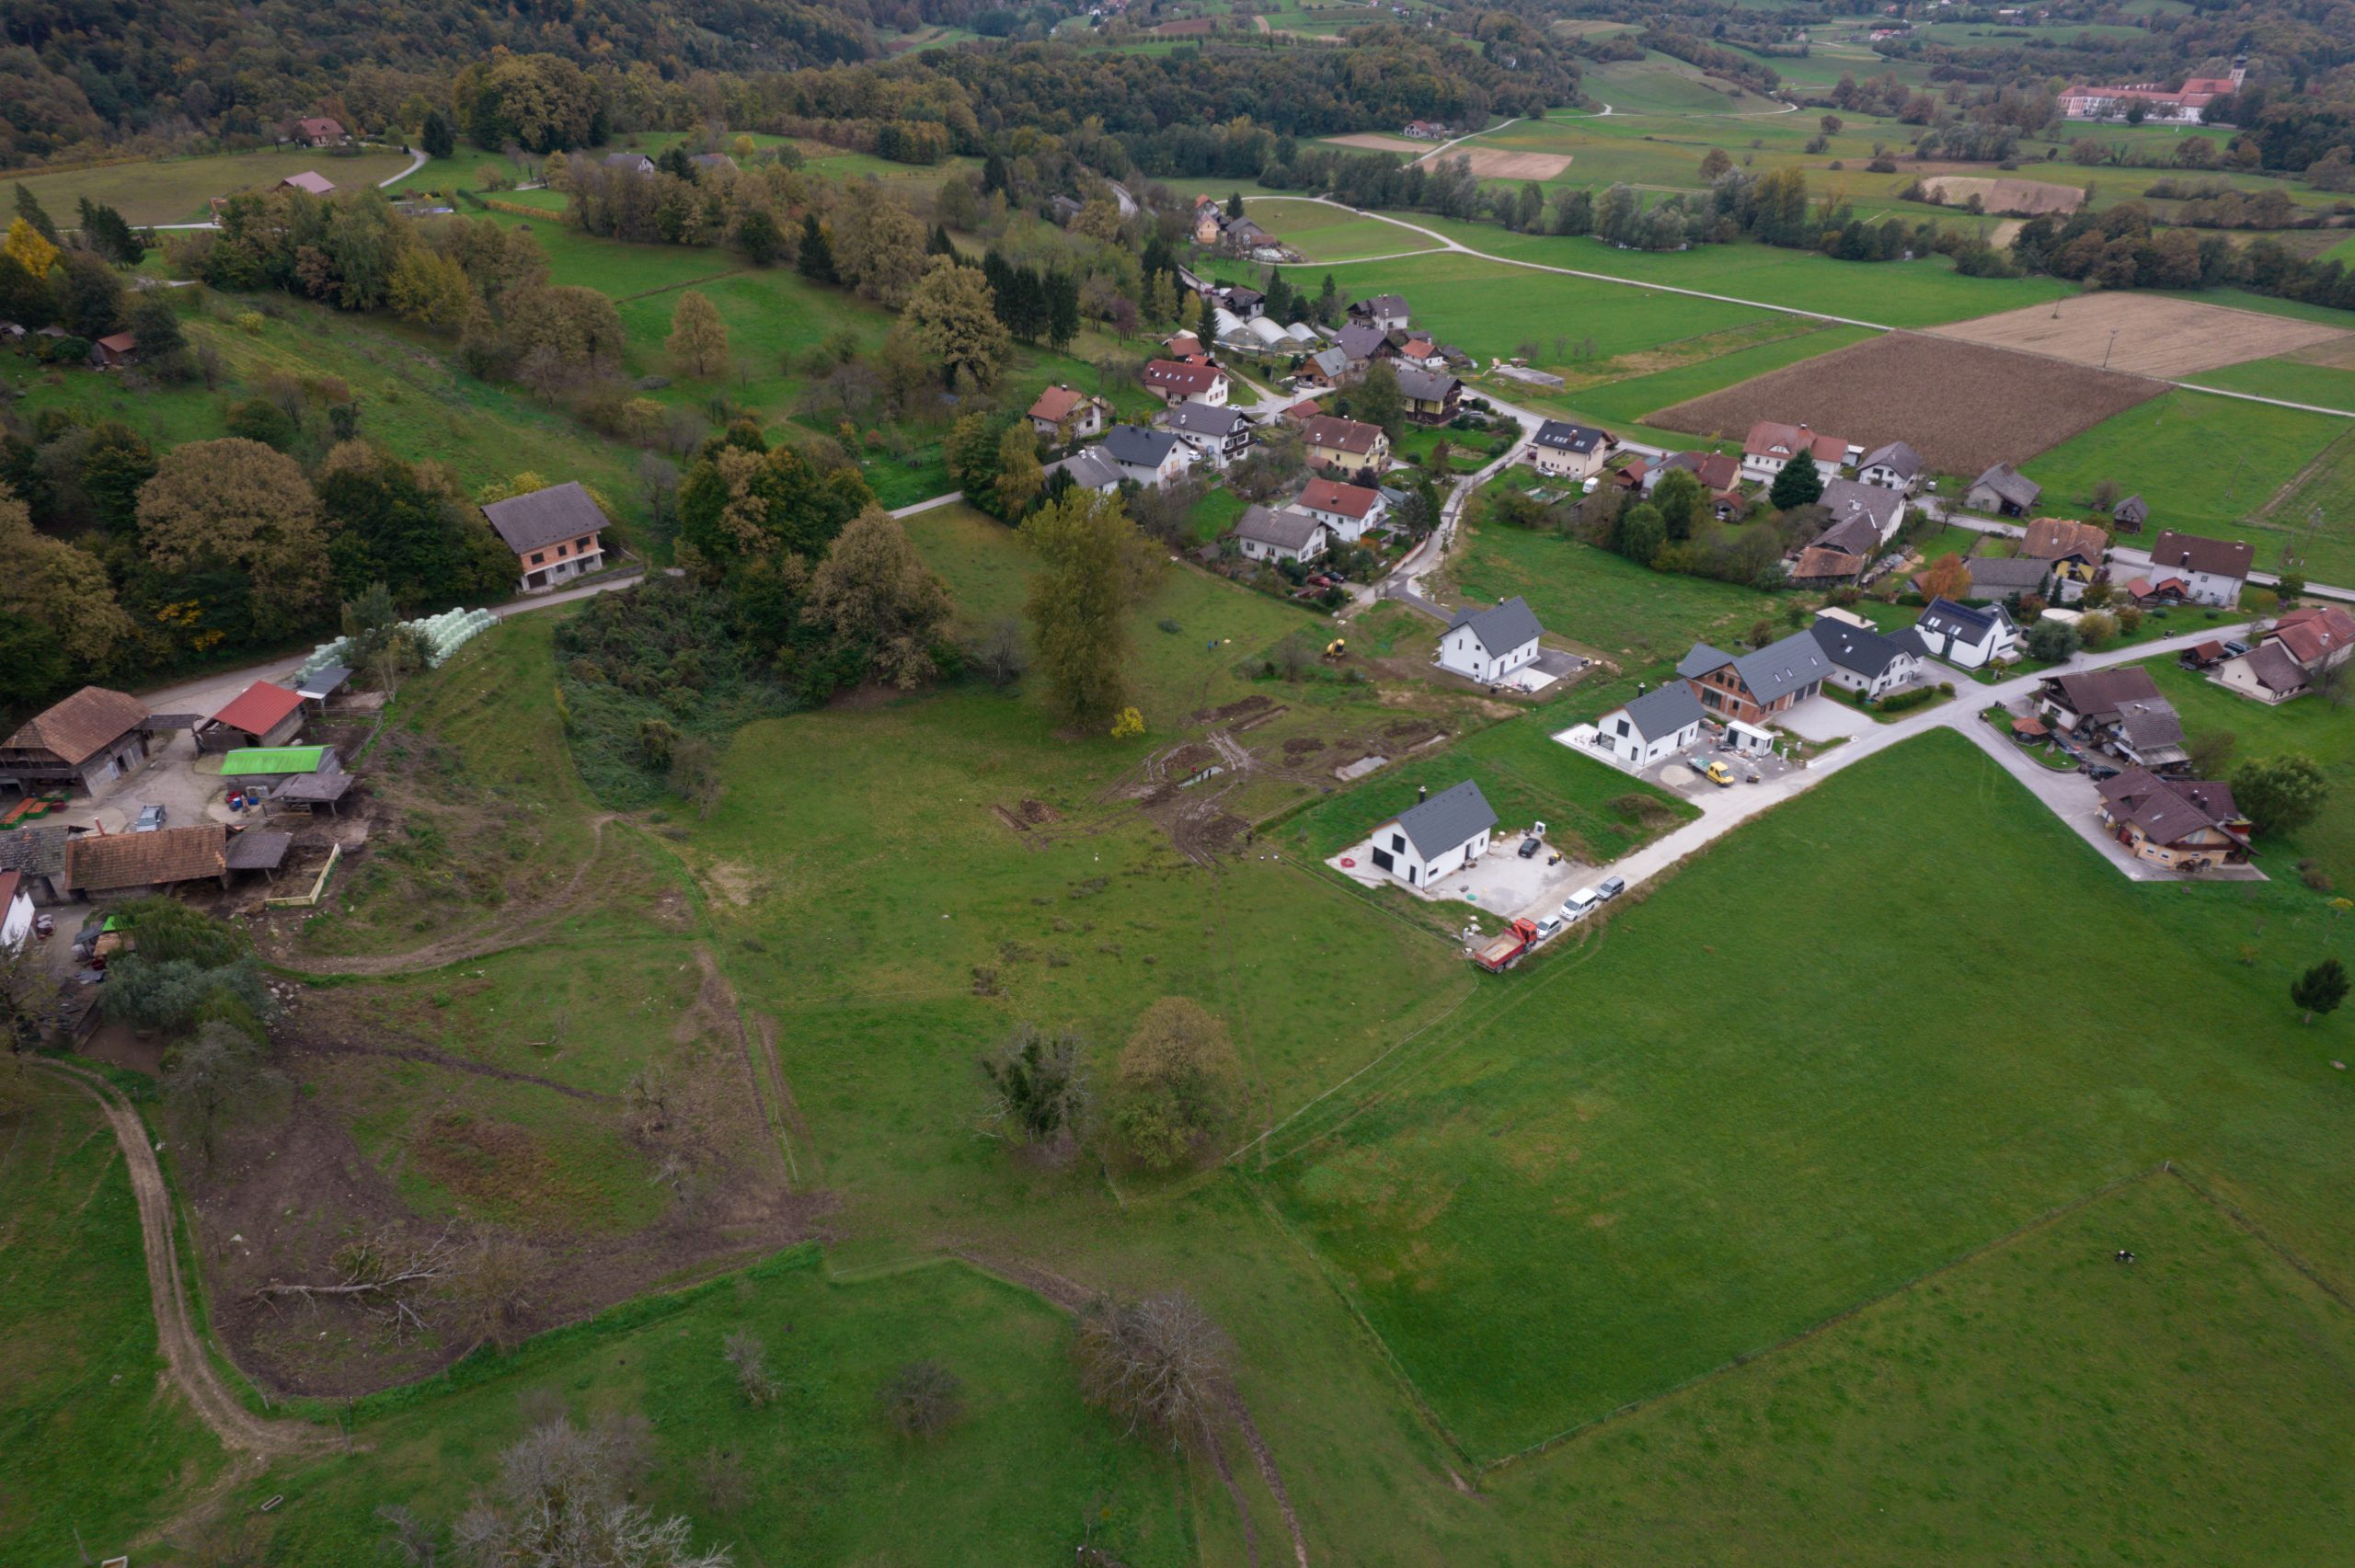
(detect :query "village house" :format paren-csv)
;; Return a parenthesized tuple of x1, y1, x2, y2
(2214, 604, 2355, 704)
(1816, 477, 1906, 550)
(2095, 770, 2252, 872)
(199, 681, 307, 752)
(1101, 424, 1191, 488)
(483, 480, 608, 594)
(1045, 445, 1123, 494)
(1809, 616, 1929, 700)
(1294, 476, 1385, 543)
(1164, 402, 1255, 468)
(1296, 346, 1354, 391)
(64, 824, 232, 899)
(0, 826, 70, 905)
(89, 333, 139, 369)
(604, 152, 658, 177)
(1364, 780, 1497, 890)
(1949, 555, 2051, 601)
(1395, 334, 1445, 371)
(1347, 293, 1412, 331)
(1913, 597, 2021, 669)
(1163, 329, 1212, 364)
(1740, 421, 1852, 485)
(1524, 420, 1615, 482)
(1439, 598, 1545, 684)
(0, 687, 153, 799)
(1677, 631, 1832, 725)
(2016, 515, 2109, 595)
(1402, 120, 1452, 140)
(1141, 359, 1230, 406)
(2039, 669, 2188, 769)
(2141, 530, 2254, 608)
(1396, 366, 1462, 424)
(1967, 464, 2042, 518)
(292, 116, 348, 146)
(1028, 384, 1109, 443)
(1334, 323, 1396, 368)
(1788, 545, 1867, 588)
(1233, 506, 1327, 565)
(279, 170, 337, 197)
(1660, 450, 1748, 519)
(1856, 441, 1924, 495)
(1587, 683, 1706, 768)
(1303, 415, 1390, 480)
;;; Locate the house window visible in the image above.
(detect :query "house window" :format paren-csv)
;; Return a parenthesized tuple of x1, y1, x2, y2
(557, 544, 569, 557)
(1615, 719, 1630, 737)
(529, 552, 545, 565)
(1390, 833, 1405, 853)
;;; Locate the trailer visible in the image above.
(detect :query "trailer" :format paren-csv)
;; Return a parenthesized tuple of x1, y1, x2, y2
(1473, 918, 1540, 973)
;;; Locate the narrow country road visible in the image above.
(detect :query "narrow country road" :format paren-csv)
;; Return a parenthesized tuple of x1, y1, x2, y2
(32, 1059, 342, 1458)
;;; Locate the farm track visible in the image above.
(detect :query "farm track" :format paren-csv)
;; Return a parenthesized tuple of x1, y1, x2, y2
(30, 1058, 342, 1459)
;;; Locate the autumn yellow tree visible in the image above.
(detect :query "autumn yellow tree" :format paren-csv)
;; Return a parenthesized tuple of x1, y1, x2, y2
(3, 217, 59, 280)
(1917, 553, 1973, 601)
(135, 439, 329, 638)
(903, 256, 1010, 388)
(666, 289, 729, 377)
(1109, 998, 1242, 1170)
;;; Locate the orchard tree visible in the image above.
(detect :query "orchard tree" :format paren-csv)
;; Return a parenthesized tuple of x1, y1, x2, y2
(2292, 958, 2348, 1024)
(2025, 617, 2080, 662)
(2233, 753, 2329, 834)
(1110, 997, 1241, 1171)
(666, 290, 729, 377)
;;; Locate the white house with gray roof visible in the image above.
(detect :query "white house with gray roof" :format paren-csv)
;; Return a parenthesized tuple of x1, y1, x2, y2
(1857, 441, 1924, 494)
(1677, 631, 1832, 724)
(1100, 425, 1191, 488)
(1233, 506, 1327, 565)
(1438, 597, 1544, 684)
(1524, 420, 1616, 482)
(1590, 683, 1707, 767)
(1808, 615, 1928, 699)
(1364, 779, 1497, 889)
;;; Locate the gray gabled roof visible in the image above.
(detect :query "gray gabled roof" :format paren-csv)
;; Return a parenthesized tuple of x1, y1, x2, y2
(1350, 292, 1409, 315)
(1385, 779, 1497, 858)
(1970, 464, 2041, 508)
(1335, 324, 1390, 362)
(1681, 631, 1831, 704)
(1394, 366, 1459, 404)
(1050, 447, 1123, 491)
(1532, 419, 1611, 455)
(1959, 555, 2049, 595)
(1809, 619, 1924, 680)
(1919, 596, 2011, 641)
(1859, 440, 1923, 479)
(1618, 682, 1706, 742)
(1235, 506, 1326, 553)
(481, 481, 608, 555)
(1446, 596, 1544, 658)
(1307, 346, 1351, 376)
(1102, 424, 1180, 468)
(1166, 402, 1251, 437)
(1818, 476, 1901, 539)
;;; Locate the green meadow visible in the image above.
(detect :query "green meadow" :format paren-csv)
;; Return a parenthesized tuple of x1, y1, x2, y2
(12, 145, 416, 227)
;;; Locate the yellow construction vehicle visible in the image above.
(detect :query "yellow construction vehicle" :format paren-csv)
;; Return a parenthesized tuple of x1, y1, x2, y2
(1324, 637, 1347, 659)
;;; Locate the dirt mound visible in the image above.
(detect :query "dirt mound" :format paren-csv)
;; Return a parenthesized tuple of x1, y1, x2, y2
(1282, 736, 1326, 758)
(993, 797, 1063, 833)
(1194, 694, 1276, 724)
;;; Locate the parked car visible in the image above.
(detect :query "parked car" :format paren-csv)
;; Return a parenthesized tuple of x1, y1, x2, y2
(133, 803, 167, 832)
(2223, 639, 2250, 657)
(1597, 876, 1626, 900)
(1516, 836, 1542, 859)
(1560, 887, 1603, 922)
(1534, 913, 1566, 942)
(1703, 761, 1736, 787)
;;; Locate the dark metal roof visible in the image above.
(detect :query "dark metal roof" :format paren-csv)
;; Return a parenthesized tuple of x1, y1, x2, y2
(224, 830, 293, 871)
(296, 665, 353, 700)
(481, 481, 609, 556)
(1809, 619, 1923, 680)
(1387, 779, 1497, 859)
(1619, 682, 1706, 741)
(1532, 420, 1611, 455)
(1103, 425, 1181, 468)
(1235, 506, 1326, 553)
(1446, 597, 1545, 658)
(276, 773, 354, 803)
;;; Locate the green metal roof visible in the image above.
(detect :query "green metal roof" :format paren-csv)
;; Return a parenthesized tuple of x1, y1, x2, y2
(221, 745, 330, 774)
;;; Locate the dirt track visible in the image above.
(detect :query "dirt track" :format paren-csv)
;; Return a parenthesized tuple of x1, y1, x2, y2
(34, 1059, 341, 1458)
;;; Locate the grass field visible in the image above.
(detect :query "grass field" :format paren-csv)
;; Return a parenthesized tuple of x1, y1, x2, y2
(2021, 389, 2351, 579)
(1257, 728, 2355, 1459)
(1239, 198, 1439, 261)
(12, 147, 416, 226)
(1580, 52, 1787, 116)
(0, 1074, 227, 1565)
(1568, 322, 1879, 427)
(2183, 354, 2355, 413)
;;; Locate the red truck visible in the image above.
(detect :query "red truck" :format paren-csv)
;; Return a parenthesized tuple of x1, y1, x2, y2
(1473, 919, 1540, 973)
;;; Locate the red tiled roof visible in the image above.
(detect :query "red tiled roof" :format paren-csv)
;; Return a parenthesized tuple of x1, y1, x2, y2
(1302, 415, 1384, 455)
(1142, 360, 1225, 396)
(1298, 477, 1379, 520)
(2270, 605, 2355, 668)
(64, 825, 228, 892)
(1742, 420, 1847, 464)
(208, 681, 304, 739)
(1028, 385, 1088, 422)
(2021, 517, 2110, 561)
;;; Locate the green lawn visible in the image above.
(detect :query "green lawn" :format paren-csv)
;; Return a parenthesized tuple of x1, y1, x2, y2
(1258, 728, 2355, 1459)
(1240, 198, 1438, 261)
(1444, 518, 1785, 673)
(2181, 354, 2355, 413)
(0, 1074, 228, 1565)
(12, 146, 416, 226)
(2020, 389, 2351, 580)
(1570, 322, 1881, 427)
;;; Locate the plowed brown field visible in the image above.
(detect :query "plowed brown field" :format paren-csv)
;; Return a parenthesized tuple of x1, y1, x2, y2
(1928, 292, 2349, 378)
(1648, 331, 2162, 475)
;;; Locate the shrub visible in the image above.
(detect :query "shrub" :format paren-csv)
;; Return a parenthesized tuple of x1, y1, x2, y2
(1878, 687, 1936, 714)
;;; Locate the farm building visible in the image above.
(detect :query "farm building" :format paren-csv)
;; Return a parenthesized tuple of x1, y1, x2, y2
(1913, 598, 2021, 670)
(1660, 451, 1747, 518)
(1967, 464, 2041, 518)
(0, 870, 30, 953)
(279, 170, 337, 196)
(1953, 555, 2051, 601)
(1524, 421, 1615, 482)
(222, 745, 341, 796)
(1438, 598, 1544, 684)
(199, 681, 306, 752)
(63, 825, 230, 899)
(2143, 531, 2254, 607)
(1788, 545, 1867, 588)
(2113, 495, 2150, 532)
(90, 333, 139, 368)
(1297, 346, 1355, 391)
(604, 153, 657, 176)
(1233, 506, 1328, 565)
(1364, 780, 1497, 890)
(0, 686, 153, 799)
(1816, 478, 1906, 549)
(1588, 683, 1706, 768)
(483, 480, 608, 595)
(1678, 632, 1832, 725)
(0, 826, 70, 904)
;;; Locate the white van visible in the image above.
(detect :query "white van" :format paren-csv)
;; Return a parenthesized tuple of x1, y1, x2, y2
(1560, 887, 1603, 922)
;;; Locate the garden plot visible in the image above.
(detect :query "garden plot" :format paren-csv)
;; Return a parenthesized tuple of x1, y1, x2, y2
(1928, 292, 2350, 378)
(1918, 176, 2085, 215)
(1648, 330, 2160, 475)
(1448, 148, 1575, 180)
(1325, 132, 1431, 155)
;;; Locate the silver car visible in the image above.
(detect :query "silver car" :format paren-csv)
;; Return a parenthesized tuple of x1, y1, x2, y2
(133, 803, 167, 832)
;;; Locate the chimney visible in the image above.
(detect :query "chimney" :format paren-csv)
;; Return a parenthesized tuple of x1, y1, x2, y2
(1418, 784, 1429, 802)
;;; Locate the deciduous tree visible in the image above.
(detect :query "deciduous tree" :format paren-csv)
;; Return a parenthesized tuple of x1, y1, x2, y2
(803, 507, 952, 689)
(1021, 487, 1145, 731)
(1917, 553, 1973, 601)
(1077, 1289, 1230, 1445)
(903, 256, 1010, 388)
(450, 1417, 732, 1567)
(1109, 997, 1240, 1170)
(2234, 752, 2329, 834)
(666, 289, 730, 377)
(135, 438, 329, 637)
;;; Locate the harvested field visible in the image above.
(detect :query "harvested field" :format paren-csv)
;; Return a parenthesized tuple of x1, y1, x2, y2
(1327, 132, 1431, 155)
(1648, 330, 2161, 475)
(1919, 176, 2085, 215)
(1448, 147, 1574, 180)
(1928, 292, 2350, 378)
